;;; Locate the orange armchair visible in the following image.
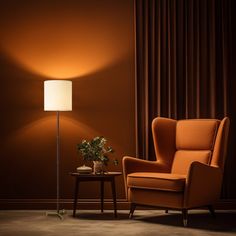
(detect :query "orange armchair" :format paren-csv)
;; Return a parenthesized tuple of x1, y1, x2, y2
(123, 117, 230, 226)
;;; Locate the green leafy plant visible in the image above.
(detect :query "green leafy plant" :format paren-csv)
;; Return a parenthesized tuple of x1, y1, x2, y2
(77, 136, 118, 166)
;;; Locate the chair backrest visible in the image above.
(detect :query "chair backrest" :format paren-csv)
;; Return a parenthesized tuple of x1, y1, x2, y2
(171, 119, 220, 175)
(152, 117, 230, 175)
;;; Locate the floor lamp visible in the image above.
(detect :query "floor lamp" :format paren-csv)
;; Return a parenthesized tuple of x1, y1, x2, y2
(44, 80, 72, 219)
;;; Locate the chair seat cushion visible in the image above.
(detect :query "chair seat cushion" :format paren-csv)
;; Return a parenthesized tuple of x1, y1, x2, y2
(127, 172, 186, 192)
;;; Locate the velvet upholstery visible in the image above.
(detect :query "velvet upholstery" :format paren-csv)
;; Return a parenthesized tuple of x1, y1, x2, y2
(123, 117, 230, 223)
(171, 150, 211, 175)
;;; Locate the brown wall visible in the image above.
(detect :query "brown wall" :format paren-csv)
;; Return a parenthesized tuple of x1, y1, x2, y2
(0, 0, 135, 205)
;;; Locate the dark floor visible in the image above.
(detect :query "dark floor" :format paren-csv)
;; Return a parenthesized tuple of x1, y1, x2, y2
(0, 210, 235, 236)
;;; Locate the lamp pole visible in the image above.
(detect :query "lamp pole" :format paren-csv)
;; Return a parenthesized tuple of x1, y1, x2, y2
(56, 111, 60, 214)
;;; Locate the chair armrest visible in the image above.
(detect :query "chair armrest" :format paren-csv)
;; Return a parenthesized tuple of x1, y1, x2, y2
(184, 161, 223, 208)
(122, 156, 167, 199)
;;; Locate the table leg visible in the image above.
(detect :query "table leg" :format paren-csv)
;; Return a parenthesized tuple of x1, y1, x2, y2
(73, 178, 79, 217)
(111, 178, 117, 218)
(100, 180, 104, 213)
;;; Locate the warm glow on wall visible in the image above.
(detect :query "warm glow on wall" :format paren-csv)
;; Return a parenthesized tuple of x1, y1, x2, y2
(5, 116, 100, 148)
(0, 1, 131, 79)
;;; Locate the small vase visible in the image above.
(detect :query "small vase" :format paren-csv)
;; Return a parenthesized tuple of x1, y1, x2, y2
(93, 161, 104, 174)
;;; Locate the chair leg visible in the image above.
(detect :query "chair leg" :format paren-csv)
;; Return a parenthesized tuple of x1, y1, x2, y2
(165, 210, 168, 213)
(129, 203, 136, 219)
(182, 209, 188, 227)
(207, 205, 216, 217)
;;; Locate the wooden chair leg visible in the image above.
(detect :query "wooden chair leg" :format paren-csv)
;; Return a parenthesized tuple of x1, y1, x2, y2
(208, 205, 216, 217)
(129, 203, 136, 219)
(165, 210, 168, 213)
(182, 209, 188, 227)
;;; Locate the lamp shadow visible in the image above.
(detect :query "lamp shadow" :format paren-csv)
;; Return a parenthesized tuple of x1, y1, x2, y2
(133, 210, 236, 232)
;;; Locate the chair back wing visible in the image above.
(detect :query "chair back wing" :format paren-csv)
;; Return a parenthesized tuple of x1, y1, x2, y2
(211, 117, 230, 170)
(152, 117, 177, 172)
(171, 119, 220, 175)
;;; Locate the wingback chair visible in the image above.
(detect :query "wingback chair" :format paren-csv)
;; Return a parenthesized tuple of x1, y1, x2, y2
(123, 117, 230, 226)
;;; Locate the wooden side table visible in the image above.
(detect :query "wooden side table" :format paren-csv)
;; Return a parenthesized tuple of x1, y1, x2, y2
(70, 172, 122, 218)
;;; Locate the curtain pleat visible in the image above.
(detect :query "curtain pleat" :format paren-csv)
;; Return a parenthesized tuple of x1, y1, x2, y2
(135, 0, 234, 198)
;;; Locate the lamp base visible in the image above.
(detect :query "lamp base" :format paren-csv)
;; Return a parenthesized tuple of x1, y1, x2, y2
(46, 209, 66, 220)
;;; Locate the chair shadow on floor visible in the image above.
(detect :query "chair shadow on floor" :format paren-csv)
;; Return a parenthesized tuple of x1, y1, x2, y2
(134, 211, 236, 232)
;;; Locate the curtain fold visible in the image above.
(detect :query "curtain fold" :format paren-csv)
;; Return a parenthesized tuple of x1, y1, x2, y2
(135, 0, 235, 198)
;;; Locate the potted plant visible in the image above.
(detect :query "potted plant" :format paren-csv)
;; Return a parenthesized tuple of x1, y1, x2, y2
(77, 136, 118, 174)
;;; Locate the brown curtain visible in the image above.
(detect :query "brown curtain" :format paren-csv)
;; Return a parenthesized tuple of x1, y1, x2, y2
(135, 0, 236, 198)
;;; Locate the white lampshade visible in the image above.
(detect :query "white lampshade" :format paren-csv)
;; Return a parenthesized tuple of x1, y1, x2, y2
(44, 80, 72, 111)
